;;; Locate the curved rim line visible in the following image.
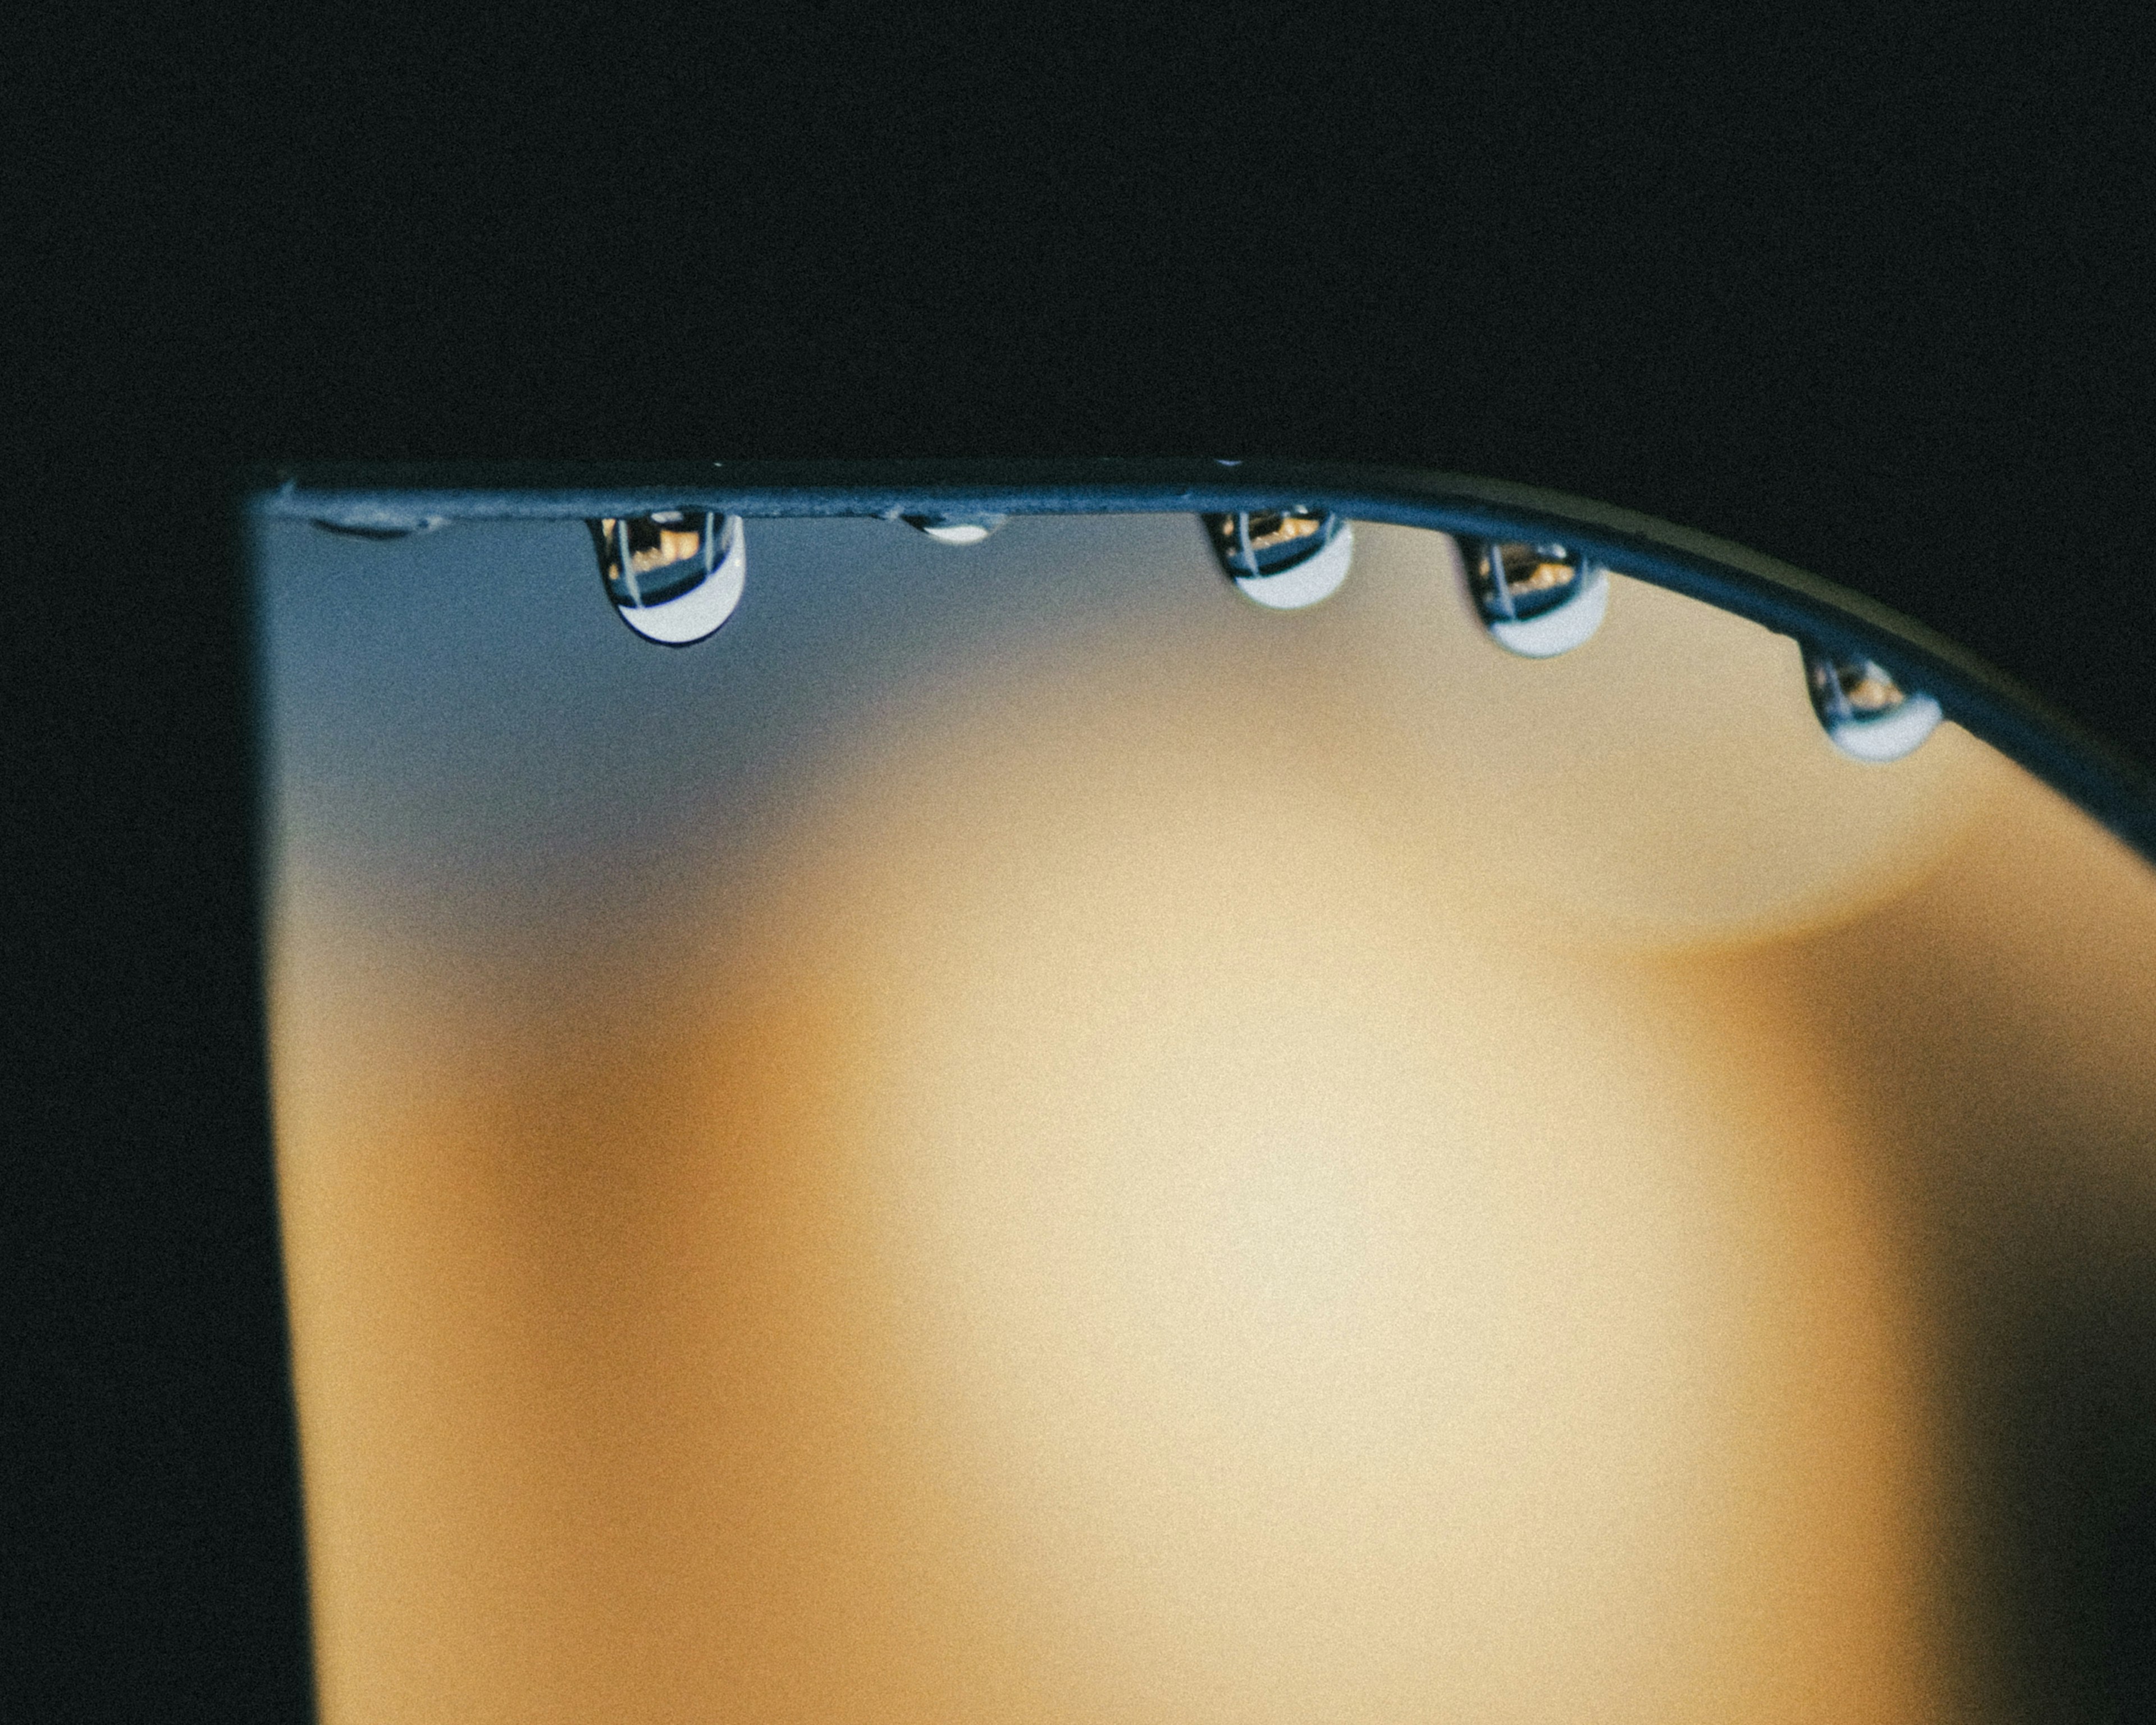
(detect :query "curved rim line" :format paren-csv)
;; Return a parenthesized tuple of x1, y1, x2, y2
(245, 459, 2156, 865)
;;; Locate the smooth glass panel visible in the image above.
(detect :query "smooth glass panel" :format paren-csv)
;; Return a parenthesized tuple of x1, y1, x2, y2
(253, 513, 2156, 1724)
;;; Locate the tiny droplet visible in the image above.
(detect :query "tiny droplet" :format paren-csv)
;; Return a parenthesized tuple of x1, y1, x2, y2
(310, 518, 448, 539)
(904, 513, 1008, 545)
(1464, 539, 1610, 658)
(1203, 510, 1354, 610)
(1801, 642, 1943, 761)
(588, 512, 746, 646)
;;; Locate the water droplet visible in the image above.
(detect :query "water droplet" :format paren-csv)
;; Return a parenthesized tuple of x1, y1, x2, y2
(1464, 539, 1610, 658)
(903, 513, 1008, 545)
(310, 517, 448, 539)
(1802, 643, 1943, 761)
(1203, 510, 1354, 610)
(588, 511, 746, 646)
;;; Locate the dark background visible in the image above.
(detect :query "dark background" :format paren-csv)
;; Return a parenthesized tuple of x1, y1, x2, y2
(10, 13, 2154, 1719)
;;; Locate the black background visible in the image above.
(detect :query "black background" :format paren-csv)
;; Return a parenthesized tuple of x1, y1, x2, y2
(9, 12, 2155, 1718)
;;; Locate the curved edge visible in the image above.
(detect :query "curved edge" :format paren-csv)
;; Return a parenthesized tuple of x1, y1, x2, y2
(240, 459, 2156, 866)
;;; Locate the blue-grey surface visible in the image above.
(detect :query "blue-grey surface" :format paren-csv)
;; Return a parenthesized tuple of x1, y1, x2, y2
(252, 514, 1223, 952)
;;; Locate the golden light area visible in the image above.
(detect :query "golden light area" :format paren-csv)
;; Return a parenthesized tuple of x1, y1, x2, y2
(263, 547, 2007, 1724)
(1328, 527, 2007, 949)
(769, 673, 1933, 1724)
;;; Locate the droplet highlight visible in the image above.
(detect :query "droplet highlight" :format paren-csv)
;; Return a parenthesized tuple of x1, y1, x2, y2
(904, 513, 1008, 546)
(1203, 510, 1354, 610)
(1802, 643, 1943, 761)
(589, 511, 746, 646)
(1464, 539, 1610, 658)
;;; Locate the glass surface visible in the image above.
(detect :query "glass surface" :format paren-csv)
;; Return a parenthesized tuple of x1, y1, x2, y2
(254, 512, 2156, 1724)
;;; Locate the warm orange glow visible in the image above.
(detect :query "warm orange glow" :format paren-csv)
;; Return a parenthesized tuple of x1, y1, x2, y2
(262, 521, 2156, 1722)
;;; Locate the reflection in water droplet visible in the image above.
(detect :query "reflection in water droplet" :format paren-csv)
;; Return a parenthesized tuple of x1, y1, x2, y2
(903, 513, 1008, 546)
(588, 512, 746, 646)
(1802, 643, 1943, 762)
(1464, 539, 1611, 658)
(1203, 510, 1354, 610)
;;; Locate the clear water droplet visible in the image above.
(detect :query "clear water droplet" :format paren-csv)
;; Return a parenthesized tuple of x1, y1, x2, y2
(1203, 510, 1354, 610)
(903, 513, 1008, 545)
(310, 517, 449, 539)
(1464, 539, 1610, 658)
(589, 511, 746, 646)
(1802, 643, 1943, 761)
